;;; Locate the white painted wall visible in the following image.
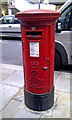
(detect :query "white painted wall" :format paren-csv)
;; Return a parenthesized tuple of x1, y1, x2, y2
(15, 0, 56, 11)
(8, 8, 12, 15)
(49, 0, 66, 3)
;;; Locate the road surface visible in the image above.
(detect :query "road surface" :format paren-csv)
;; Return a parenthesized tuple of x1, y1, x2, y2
(2, 38, 23, 66)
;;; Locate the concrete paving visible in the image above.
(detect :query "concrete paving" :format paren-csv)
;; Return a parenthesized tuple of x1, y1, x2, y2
(0, 63, 71, 119)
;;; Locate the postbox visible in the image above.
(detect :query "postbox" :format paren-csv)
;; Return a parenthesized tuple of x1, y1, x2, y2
(15, 9, 60, 111)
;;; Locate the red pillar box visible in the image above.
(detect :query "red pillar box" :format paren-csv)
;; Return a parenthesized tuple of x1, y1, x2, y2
(15, 9, 60, 111)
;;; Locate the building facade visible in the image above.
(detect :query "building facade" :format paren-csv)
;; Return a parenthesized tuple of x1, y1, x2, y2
(23, 0, 67, 11)
(26, 0, 67, 4)
(0, 0, 8, 17)
(49, 0, 67, 5)
(0, 0, 67, 17)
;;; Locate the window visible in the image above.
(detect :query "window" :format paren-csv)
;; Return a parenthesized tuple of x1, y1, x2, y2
(63, 10, 71, 30)
(61, 4, 72, 19)
(14, 18, 20, 24)
(2, 16, 14, 24)
(60, 4, 72, 30)
(69, 12, 72, 30)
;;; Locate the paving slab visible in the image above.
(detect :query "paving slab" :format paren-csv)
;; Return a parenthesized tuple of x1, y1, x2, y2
(13, 89, 70, 118)
(54, 71, 60, 79)
(14, 86, 70, 118)
(0, 83, 2, 112)
(1, 73, 10, 82)
(2, 67, 14, 74)
(55, 72, 70, 92)
(40, 91, 70, 118)
(0, 66, 15, 82)
(0, 112, 2, 120)
(1, 83, 20, 111)
(14, 88, 24, 101)
(0, 72, 2, 83)
(71, 93, 72, 119)
(0, 65, 2, 83)
(18, 94, 57, 118)
(1, 70, 24, 88)
(2, 100, 40, 118)
(1, 100, 21, 118)
(14, 107, 41, 118)
(2, 64, 23, 71)
(70, 73, 72, 93)
(52, 91, 70, 118)
(1, 64, 71, 119)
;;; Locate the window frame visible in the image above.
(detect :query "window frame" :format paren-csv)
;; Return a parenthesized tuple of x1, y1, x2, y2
(1, 16, 14, 24)
(68, 10, 72, 31)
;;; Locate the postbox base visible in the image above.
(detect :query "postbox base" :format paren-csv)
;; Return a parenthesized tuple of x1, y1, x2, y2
(24, 87, 54, 111)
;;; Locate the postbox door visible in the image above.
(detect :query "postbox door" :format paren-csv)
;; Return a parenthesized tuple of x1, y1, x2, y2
(22, 28, 52, 94)
(24, 29, 51, 94)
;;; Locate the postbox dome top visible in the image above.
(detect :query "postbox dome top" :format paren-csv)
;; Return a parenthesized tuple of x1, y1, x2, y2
(15, 9, 60, 20)
(16, 9, 60, 14)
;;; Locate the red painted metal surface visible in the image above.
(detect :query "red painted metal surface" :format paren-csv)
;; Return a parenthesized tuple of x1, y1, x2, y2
(15, 9, 60, 94)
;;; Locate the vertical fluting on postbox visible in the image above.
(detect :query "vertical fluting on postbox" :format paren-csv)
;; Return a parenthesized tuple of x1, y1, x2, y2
(15, 9, 60, 111)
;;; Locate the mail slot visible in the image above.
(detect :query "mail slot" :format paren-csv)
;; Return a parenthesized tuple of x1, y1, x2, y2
(15, 9, 60, 111)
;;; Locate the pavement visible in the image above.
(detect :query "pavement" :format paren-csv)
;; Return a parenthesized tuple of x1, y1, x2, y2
(0, 63, 72, 119)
